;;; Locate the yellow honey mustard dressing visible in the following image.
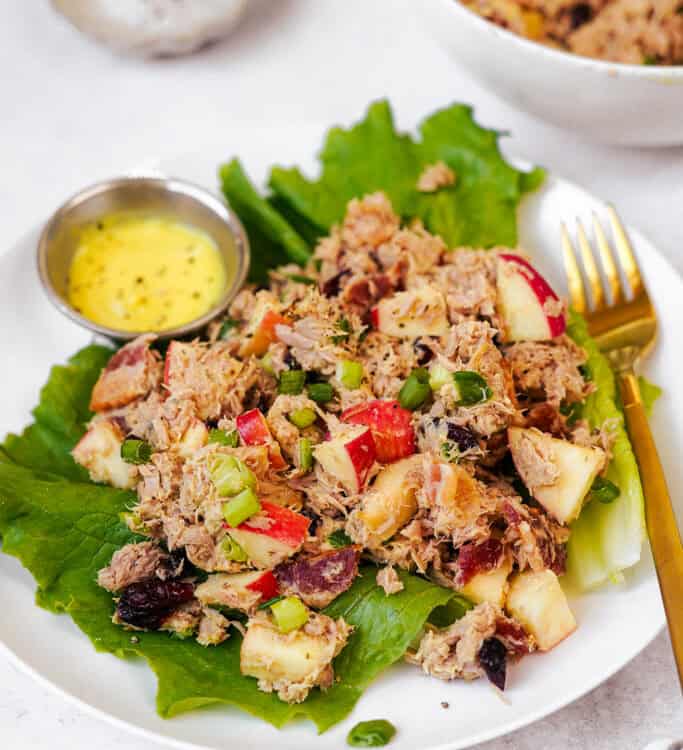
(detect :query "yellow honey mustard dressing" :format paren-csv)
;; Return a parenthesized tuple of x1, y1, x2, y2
(68, 213, 228, 332)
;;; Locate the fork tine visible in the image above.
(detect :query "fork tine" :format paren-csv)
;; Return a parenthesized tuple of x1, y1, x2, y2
(576, 219, 605, 312)
(607, 205, 644, 298)
(561, 222, 587, 314)
(592, 213, 623, 305)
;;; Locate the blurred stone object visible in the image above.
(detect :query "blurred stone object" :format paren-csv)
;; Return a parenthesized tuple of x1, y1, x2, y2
(51, 0, 248, 57)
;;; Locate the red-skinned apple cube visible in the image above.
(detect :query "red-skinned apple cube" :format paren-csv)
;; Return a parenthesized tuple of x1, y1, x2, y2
(236, 409, 287, 470)
(341, 399, 415, 463)
(195, 570, 279, 610)
(244, 569, 279, 601)
(238, 309, 291, 358)
(236, 409, 271, 444)
(497, 254, 566, 342)
(313, 425, 376, 494)
(225, 501, 310, 568)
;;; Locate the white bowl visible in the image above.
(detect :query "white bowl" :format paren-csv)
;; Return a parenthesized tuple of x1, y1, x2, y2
(421, 0, 683, 147)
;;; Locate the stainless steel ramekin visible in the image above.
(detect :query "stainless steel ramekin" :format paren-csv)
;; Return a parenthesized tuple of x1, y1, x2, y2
(37, 175, 250, 341)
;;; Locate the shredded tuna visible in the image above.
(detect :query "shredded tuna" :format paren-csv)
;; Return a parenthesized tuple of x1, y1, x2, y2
(376, 565, 404, 595)
(98, 542, 169, 592)
(197, 607, 232, 646)
(406, 602, 498, 681)
(505, 337, 592, 406)
(510, 427, 560, 489)
(417, 161, 457, 193)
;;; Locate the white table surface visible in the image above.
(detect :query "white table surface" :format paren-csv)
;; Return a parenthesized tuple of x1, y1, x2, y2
(1, 2, 682, 748)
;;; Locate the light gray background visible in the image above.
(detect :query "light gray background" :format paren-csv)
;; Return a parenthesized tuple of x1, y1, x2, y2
(1, 1, 681, 748)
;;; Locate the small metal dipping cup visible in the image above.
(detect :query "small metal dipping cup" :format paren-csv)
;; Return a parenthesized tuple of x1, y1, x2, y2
(37, 176, 250, 341)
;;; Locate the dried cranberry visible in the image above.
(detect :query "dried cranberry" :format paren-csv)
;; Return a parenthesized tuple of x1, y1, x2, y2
(413, 340, 434, 366)
(299, 507, 322, 534)
(569, 3, 592, 28)
(156, 548, 186, 580)
(479, 637, 507, 690)
(116, 579, 195, 630)
(283, 351, 300, 370)
(456, 539, 503, 585)
(446, 423, 478, 452)
(321, 270, 350, 297)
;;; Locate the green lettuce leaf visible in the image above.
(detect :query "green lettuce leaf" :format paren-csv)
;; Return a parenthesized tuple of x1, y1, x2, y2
(638, 376, 662, 417)
(220, 158, 312, 285)
(0, 347, 458, 731)
(268, 101, 543, 249)
(219, 100, 544, 279)
(566, 312, 645, 589)
(3, 345, 113, 481)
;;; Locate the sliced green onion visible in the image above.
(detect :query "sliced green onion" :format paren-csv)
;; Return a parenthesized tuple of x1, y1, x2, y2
(336, 360, 363, 390)
(307, 381, 334, 404)
(221, 536, 248, 562)
(289, 407, 317, 429)
(278, 369, 306, 395)
(119, 511, 149, 534)
(287, 273, 316, 285)
(258, 595, 285, 611)
(327, 529, 353, 548)
(560, 401, 583, 426)
(120, 438, 152, 465)
(588, 476, 621, 505)
(347, 720, 397, 747)
(219, 318, 239, 339)
(398, 367, 431, 410)
(429, 364, 451, 392)
(209, 455, 256, 497)
(331, 316, 352, 344)
(453, 371, 492, 406)
(271, 596, 309, 633)
(260, 352, 276, 376)
(297, 437, 313, 472)
(222, 487, 261, 527)
(208, 428, 239, 447)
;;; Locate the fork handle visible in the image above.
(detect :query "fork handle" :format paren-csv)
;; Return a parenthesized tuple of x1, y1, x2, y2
(620, 372, 683, 690)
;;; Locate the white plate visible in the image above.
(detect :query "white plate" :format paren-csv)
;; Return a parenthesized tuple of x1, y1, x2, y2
(2, 126, 682, 750)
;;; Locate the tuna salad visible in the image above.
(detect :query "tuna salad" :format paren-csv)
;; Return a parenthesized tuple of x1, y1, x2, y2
(463, 0, 683, 65)
(75, 191, 617, 703)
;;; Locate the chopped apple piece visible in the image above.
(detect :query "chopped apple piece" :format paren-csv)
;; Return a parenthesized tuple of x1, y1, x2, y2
(508, 427, 606, 524)
(91, 333, 160, 412)
(240, 611, 351, 702)
(460, 558, 512, 607)
(313, 425, 376, 494)
(237, 294, 290, 358)
(348, 454, 421, 547)
(424, 460, 487, 537)
(72, 419, 138, 489)
(506, 570, 576, 651)
(341, 399, 415, 463)
(195, 570, 279, 612)
(226, 501, 310, 568)
(176, 418, 209, 458)
(497, 253, 566, 342)
(236, 408, 287, 470)
(374, 286, 449, 338)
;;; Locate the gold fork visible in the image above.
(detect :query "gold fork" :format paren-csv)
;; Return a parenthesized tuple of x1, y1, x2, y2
(561, 207, 683, 689)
